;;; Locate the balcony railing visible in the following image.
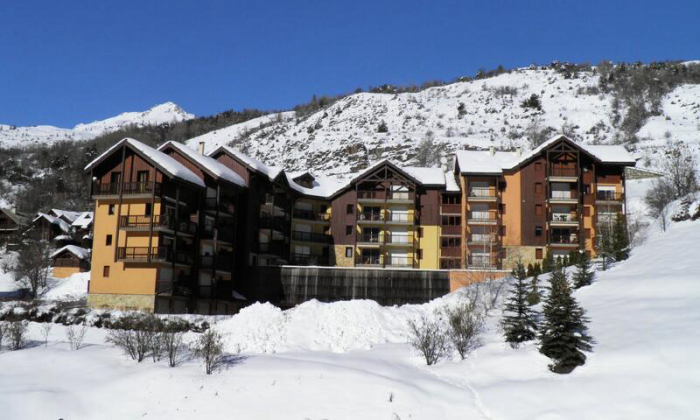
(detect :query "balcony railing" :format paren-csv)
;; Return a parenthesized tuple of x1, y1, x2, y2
(290, 253, 329, 266)
(387, 191, 414, 201)
(440, 203, 462, 214)
(385, 234, 411, 245)
(92, 181, 162, 196)
(549, 190, 578, 200)
(549, 234, 579, 245)
(357, 212, 382, 222)
(440, 247, 461, 257)
(468, 255, 498, 268)
(259, 216, 287, 232)
(355, 255, 381, 265)
(441, 225, 461, 235)
(205, 197, 235, 214)
(200, 255, 233, 271)
(258, 241, 287, 255)
(357, 191, 415, 201)
(468, 187, 496, 198)
(549, 167, 578, 177)
(116, 246, 195, 265)
(469, 233, 494, 243)
(357, 190, 382, 200)
(293, 208, 330, 222)
(119, 215, 197, 235)
(596, 191, 623, 201)
(385, 258, 414, 268)
(385, 212, 412, 223)
(468, 212, 496, 223)
(292, 230, 332, 244)
(358, 233, 381, 244)
(550, 213, 578, 223)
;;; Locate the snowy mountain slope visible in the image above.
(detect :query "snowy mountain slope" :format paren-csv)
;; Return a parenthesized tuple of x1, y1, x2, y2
(0, 102, 193, 148)
(3, 184, 699, 419)
(187, 67, 700, 176)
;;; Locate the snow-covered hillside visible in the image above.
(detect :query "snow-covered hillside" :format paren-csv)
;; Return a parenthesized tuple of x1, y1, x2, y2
(0, 102, 193, 148)
(2, 183, 699, 419)
(187, 67, 700, 176)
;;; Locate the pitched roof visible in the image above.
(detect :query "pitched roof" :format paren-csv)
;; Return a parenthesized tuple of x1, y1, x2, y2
(84, 138, 205, 188)
(158, 141, 247, 188)
(456, 135, 636, 175)
(0, 208, 28, 226)
(51, 245, 90, 260)
(209, 146, 283, 181)
(285, 173, 347, 198)
(33, 212, 72, 233)
(50, 209, 82, 223)
(71, 212, 94, 229)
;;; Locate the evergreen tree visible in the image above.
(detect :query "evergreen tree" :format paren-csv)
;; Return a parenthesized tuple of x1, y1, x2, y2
(502, 262, 539, 347)
(527, 272, 541, 306)
(526, 263, 535, 278)
(538, 263, 594, 374)
(541, 250, 554, 273)
(573, 251, 595, 289)
(612, 213, 630, 261)
(568, 250, 580, 266)
(533, 262, 542, 277)
(598, 223, 614, 271)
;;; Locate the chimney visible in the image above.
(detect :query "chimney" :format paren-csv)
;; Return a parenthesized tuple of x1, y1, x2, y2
(489, 146, 495, 156)
(516, 146, 522, 157)
(198, 141, 205, 155)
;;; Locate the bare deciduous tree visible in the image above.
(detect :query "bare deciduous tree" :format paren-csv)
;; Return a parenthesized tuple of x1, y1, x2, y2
(446, 302, 485, 359)
(407, 312, 451, 365)
(193, 329, 226, 374)
(644, 177, 676, 231)
(661, 141, 698, 199)
(66, 324, 88, 350)
(162, 326, 187, 368)
(7, 321, 28, 351)
(14, 238, 52, 298)
(41, 323, 53, 347)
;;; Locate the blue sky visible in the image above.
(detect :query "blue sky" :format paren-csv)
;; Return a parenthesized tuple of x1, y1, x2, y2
(1, 0, 698, 127)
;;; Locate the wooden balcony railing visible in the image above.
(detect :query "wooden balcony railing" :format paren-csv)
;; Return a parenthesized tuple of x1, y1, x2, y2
(119, 215, 197, 235)
(358, 233, 381, 243)
(440, 204, 462, 214)
(259, 216, 287, 232)
(549, 167, 578, 177)
(291, 253, 330, 266)
(258, 241, 287, 255)
(385, 212, 412, 223)
(293, 208, 331, 222)
(468, 255, 499, 269)
(200, 255, 233, 271)
(92, 181, 162, 196)
(440, 247, 461, 257)
(549, 234, 579, 245)
(468, 188, 496, 198)
(355, 255, 381, 265)
(441, 225, 462, 235)
(595, 191, 623, 201)
(549, 190, 579, 200)
(205, 197, 235, 214)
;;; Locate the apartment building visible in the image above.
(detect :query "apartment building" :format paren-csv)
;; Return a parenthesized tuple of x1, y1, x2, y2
(85, 135, 634, 313)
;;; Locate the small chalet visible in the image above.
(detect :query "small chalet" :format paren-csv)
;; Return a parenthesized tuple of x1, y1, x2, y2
(51, 245, 91, 278)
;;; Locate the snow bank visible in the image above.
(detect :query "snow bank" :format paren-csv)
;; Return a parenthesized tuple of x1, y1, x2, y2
(42, 272, 90, 301)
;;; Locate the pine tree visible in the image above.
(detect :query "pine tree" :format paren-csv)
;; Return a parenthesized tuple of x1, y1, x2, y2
(527, 273, 541, 306)
(612, 214, 630, 261)
(573, 251, 595, 289)
(538, 263, 594, 374)
(502, 262, 539, 347)
(533, 262, 542, 277)
(598, 223, 614, 271)
(568, 250, 580, 266)
(526, 263, 535, 278)
(541, 250, 554, 273)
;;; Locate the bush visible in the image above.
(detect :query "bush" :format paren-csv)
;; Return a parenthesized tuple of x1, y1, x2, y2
(66, 324, 88, 350)
(377, 120, 389, 133)
(7, 320, 28, 350)
(193, 329, 226, 374)
(0, 322, 6, 350)
(521, 94, 542, 111)
(162, 325, 187, 368)
(407, 312, 451, 365)
(446, 302, 484, 359)
(105, 315, 157, 362)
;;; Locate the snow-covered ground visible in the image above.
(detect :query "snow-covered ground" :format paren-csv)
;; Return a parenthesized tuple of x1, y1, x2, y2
(2, 189, 699, 418)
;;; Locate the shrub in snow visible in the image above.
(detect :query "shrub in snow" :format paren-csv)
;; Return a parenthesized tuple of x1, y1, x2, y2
(526, 272, 541, 306)
(573, 251, 595, 289)
(0, 321, 5, 350)
(105, 315, 154, 362)
(13, 238, 52, 299)
(66, 324, 88, 350)
(478, 276, 508, 313)
(538, 263, 594, 374)
(7, 320, 28, 351)
(193, 328, 226, 375)
(407, 312, 451, 366)
(446, 302, 484, 360)
(162, 324, 187, 368)
(501, 262, 539, 348)
(41, 323, 53, 347)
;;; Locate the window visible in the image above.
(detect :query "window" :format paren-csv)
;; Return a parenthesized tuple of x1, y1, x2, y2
(535, 204, 543, 216)
(535, 226, 542, 236)
(108, 204, 115, 215)
(499, 181, 507, 191)
(499, 203, 506, 214)
(345, 225, 353, 235)
(103, 266, 110, 277)
(535, 162, 543, 171)
(584, 184, 591, 195)
(145, 203, 152, 216)
(585, 228, 591, 239)
(535, 183, 543, 194)
(105, 235, 112, 246)
(500, 225, 506, 236)
(441, 215, 461, 225)
(417, 249, 423, 260)
(346, 204, 354, 214)
(345, 247, 353, 258)
(442, 194, 461, 204)
(137, 170, 149, 183)
(320, 205, 327, 213)
(441, 237, 461, 247)
(535, 248, 543, 259)
(583, 206, 590, 217)
(418, 227, 423, 238)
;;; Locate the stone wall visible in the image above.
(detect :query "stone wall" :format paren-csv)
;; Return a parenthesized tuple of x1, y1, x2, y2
(503, 245, 541, 271)
(333, 244, 354, 267)
(88, 293, 156, 312)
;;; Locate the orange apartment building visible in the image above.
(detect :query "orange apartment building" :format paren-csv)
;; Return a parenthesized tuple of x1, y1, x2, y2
(84, 135, 635, 313)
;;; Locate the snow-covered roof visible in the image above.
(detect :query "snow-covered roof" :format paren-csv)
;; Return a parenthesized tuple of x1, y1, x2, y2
(286, 173, 348, 198)
(84, 138, 205, 188)
(51, 245, 90, 260)
(71, 212, 94, 229)
(0, 208, 28, 225)
(50, 209, 82, 223)
(403, 167, 447, 186)
(33, 212, 72, 233)
(158, 141, 247, 188)
(211, 146, 283, 181)
(445, 171, 461, 192)
(456, 135, 636, 174)
(54, 234, 73, 241)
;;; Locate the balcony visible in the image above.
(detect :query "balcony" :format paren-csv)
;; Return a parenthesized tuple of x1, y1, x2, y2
(387, 191, 414, 203)
(548, 190, 579, 204)
(468, 233, 496, 246)
(441, 225, 462, 235)
(384, 234, 412, 246)
(548, 167, 578, 181)
(357, 212, 383, 223)
(357, 190, 415, 203)
(258, 241, 287, 256)
(385, 258, 415, 268)
(440, 247, 461, 257)
(467, 188, 497, 202)
(92, 181, 162, 198)
(385, 212, 413, 224)
(200, 225, 235, 243)
(595, 191, 624, 204)
(292, 230, 332, 244)
(116, 246, 194, 265)
(293, 208, 330, 223)
(468, 255, 499, 269)
(355, 255, 381, 266)
(199, 255, 233, 272)
(440, 203, 462, 214)
(549, 234, 580, 247)
(259, 216, 288, 233)
(290, 253, 329, 266)
(205, 197, 235, 214)
(357, 233, 381, 245)
(549, 213, 579, 227)
(467, 212, 497, 225)
(119, 215, 197, 236)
